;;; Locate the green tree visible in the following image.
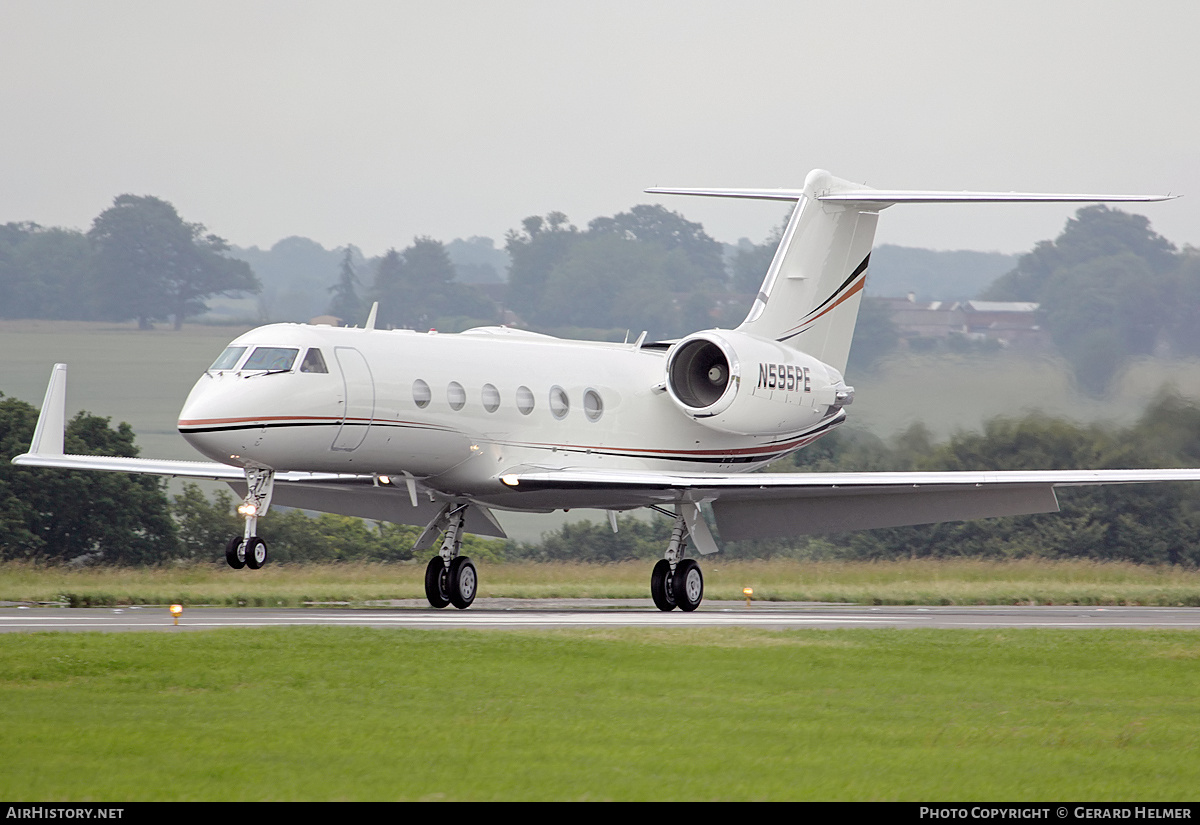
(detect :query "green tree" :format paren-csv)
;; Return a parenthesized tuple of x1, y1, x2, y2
(1040, 253, 1164, 393)
(507, 207, 732, 337)
(504, 212, 581, 324)
(1162, 247, 1200, 357)
(539, 234, 679, 338)
(0, 224, 94, 320)
(0, 395, 178, 563)
(982, 206, 1181, 394)
(173, 483, 241, 560)
(327, 246, 366, 323)
(371, 237, 495, 330)
(984, 205, 1177, 303)
(508, 514, 672, 562)
(88, 195, 259, 329)
(728, 211, 791, 295)
(587, 204, 727, 291)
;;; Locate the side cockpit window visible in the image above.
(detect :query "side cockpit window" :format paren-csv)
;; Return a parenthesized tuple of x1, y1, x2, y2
(300, 348, 329, 373)
(209, 346, 247, 371)
(243, 347, 299, 371)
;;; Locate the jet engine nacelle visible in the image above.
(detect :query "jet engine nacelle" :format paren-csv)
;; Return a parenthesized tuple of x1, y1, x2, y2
(663, 330, 853, 436)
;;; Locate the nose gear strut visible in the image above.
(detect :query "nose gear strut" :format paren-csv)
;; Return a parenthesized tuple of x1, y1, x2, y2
(226, 468, 275, 570)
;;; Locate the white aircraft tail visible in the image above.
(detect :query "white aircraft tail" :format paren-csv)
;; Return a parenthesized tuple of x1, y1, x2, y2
(648, 171, 1174, 374)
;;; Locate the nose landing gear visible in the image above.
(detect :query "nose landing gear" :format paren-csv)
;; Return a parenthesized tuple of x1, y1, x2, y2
(224, 468, 273, 570)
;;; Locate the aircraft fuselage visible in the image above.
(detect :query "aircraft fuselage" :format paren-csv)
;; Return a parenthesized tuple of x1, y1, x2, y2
(177, 322, 846, 509)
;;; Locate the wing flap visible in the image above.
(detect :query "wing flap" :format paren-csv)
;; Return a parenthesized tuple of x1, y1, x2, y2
(713, 485, 1060, 540)
(499, 468, 1200, 539)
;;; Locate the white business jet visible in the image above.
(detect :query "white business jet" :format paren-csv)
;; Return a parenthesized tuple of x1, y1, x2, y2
(13, 169, 1195, 611)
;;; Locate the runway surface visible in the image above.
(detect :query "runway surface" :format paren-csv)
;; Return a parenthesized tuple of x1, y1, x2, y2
(2, 600, 1199, 632)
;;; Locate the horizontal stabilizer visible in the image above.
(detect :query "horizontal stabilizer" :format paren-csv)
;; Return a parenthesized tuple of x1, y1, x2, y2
(646, 186, 1176, 205)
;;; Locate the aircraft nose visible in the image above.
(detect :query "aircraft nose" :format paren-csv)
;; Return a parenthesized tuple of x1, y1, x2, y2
(177, 375, 243, 463)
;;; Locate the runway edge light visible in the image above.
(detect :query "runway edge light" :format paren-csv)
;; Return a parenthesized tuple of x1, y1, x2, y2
(743, 587, 753, 607)
(170, 604, 183, 625)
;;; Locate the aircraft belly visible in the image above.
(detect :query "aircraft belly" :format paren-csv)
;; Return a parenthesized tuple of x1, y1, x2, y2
(369, 424, 474, 476)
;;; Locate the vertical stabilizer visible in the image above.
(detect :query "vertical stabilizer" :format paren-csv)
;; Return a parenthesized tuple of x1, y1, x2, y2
(646, 171, 1174, 375)
(736, 169, 881, 373)
(29, 363, 67, 456)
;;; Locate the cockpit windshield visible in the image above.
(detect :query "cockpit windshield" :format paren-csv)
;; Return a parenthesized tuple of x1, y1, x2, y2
(243, 347, 300, 371)
(209, 346, 247, 371)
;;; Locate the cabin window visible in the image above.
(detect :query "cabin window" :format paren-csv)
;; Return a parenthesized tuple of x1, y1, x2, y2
(209, 346, 247, 371)
(447, 382, 466, 411)
(516, 386, 535, 415)
(243, 347, 299, 371)
(583, 388, 604, 422)
(549, 385, 569, 420)
(299, 348, 329, 373)
(482, 384, 500, 413)
(412, 379, 431, 409)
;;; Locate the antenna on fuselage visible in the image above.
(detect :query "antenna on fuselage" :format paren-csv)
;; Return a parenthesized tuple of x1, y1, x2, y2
(364, 302, 379, 331)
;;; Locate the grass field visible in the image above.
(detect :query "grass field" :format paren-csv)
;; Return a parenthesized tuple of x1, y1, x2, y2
(1, 626, 1197, 800)
(4, 559, 1200, 607)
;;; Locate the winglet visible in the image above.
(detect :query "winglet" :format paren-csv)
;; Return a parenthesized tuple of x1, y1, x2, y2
(364, 301, 379, 331)
(28, 363, 67, 456)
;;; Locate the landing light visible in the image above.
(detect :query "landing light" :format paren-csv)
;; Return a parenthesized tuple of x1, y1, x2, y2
(237, 502, 257, 516)
(378, 475, 391, 485)
(170, 604, 183, 625)
(500, 475, 520, 487)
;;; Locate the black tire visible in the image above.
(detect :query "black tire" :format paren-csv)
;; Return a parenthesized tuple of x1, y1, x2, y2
(245, 537, 267, 570)
(650, 559, 676, 611)
(448, 556, 477, 610)
(672, 559, 703, 612)
(225, 536, 246, 569)
(424, 556, 450, 608)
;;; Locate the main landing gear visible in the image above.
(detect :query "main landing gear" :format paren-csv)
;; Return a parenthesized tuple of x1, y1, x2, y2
(648, 505, 714, 612)
(225, 468, 274, 570)
(416, 503, 477, 609)
(649, 515, 704, 612)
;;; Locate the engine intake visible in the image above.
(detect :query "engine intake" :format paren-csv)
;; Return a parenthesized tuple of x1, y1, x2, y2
(667, 337, 732, 410)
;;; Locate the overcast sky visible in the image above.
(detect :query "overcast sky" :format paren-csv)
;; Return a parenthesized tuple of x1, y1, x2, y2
(1, 0, 1196, 259)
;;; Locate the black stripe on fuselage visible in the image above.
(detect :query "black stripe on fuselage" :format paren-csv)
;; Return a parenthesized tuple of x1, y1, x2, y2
(178, 413, 844, 466)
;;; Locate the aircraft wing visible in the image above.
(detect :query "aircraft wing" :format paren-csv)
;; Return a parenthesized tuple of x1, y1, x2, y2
(497, 468, 1200, 540)
(11, 448, 507, 537)
(10, 363, 362, 482)
(8, 364, 509, 538)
